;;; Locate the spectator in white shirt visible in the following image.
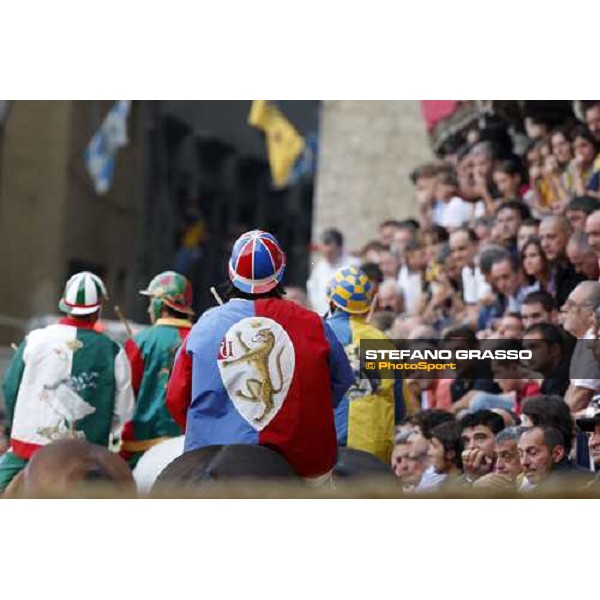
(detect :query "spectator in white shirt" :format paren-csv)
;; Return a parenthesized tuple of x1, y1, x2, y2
(397, 240, 426, 315)
(432, 171, 474, 230)
(449, 227, 491, 305)
(306, 228, 359, 315)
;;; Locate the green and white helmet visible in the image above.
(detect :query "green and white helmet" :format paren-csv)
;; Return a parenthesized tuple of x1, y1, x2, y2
(58, 271, 108, 316)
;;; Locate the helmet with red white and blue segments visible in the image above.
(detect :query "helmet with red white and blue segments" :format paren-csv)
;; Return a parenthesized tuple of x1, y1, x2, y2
(228, 230, 286, 294)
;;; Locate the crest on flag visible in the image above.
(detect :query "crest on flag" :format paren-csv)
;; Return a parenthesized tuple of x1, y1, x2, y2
(84, 101, 131, 195)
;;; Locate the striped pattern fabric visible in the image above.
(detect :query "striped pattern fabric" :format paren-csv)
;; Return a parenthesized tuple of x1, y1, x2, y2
(228, 230, 286, 294)
(327, 267, 373, 314)
(59, 272, 107, 315)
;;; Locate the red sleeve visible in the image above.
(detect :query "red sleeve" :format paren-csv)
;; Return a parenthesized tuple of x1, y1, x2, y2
(124, 338, 145, 398)
(166, 338, 193, 430)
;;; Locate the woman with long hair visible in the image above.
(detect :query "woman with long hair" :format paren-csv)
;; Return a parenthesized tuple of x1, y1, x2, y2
(521, 236, 550, 293)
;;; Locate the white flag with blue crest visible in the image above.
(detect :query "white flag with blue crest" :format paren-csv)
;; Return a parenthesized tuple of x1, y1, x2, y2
(84, 101, 131, 195)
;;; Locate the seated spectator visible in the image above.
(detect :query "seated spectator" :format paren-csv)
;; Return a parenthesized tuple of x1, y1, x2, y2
(376, 279, 403, 314)
(520, 291, 558, 328)
(565, 196, 600, 231)
(360, 240, 388, 264)
(569, 125, 600, 198)
(473, 425, 527, 490)
(583, 101, 600, 144)
(521, 237, 550, 293)
(409, 409, 455, 491)
(585, 211, 600, 277)
(378, 247, 400, 281)
(403, 341, 453, 411)
(449, 227, 491, 305)
(497, 312, 523, 340)
(473, 215, 495, 245)
(459, 340, 540, 415)
(493, 158, 524, 202)
(425, 421, 464, 488)
(306, 228, 360, 314)
(575, 407, 600, 475)
(495, 425, 527, 481)
(379, 219, 404, 247)
(523, 323, 570, 396)
(442, 326, 500, 405)
(561, 282, 600, 412)
(495, 200, 531, 255)
(479, 253, 529, 329)
(520, 395, 575, 458)
(392, 220, 419, 255)
(539, 215, 584, 307)
(566, 229, 600, 280)
(410, 162, 446, 230)
(459, 410, 505, 483)
(397, 239, 426, 314)
(517, 218, 541, 251)
(431, 171, 475, 229)
(517, 425, 592, 490)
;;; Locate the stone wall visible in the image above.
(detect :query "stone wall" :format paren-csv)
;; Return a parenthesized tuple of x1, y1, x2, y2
(313, 101, 432, 253)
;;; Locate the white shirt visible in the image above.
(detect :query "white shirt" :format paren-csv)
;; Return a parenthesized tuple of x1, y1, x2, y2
(432, 196, 473, 229)
(416, 465, 447, 491)
(461, 265, 491, 304)
(306, 253, 360, 315)
(397, 265, 423, 315)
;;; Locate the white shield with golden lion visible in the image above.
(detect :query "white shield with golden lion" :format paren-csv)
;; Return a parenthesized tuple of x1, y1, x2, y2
(217, 317, 296, 430)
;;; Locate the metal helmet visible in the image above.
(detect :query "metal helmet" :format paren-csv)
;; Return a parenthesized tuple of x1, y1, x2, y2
(327, 266, 374, 314)
(59, 271, 108, 316)
(139, 271, 194, 322)
(228, 230, 286, 294)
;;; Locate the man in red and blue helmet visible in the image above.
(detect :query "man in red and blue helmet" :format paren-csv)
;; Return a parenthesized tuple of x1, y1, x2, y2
(166, 229, 353, 481)
(119, 271, 194, 467)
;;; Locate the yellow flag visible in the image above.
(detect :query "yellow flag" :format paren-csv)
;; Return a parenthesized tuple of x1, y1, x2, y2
(248, 100, 305, 188)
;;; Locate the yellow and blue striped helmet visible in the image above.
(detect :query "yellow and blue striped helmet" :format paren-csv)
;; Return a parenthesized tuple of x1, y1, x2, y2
(326, 266, 373, 314)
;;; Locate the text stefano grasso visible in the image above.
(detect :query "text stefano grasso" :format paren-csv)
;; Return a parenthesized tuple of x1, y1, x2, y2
(363, 349, 532, 361)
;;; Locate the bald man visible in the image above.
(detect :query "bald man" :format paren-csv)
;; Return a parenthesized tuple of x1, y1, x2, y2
(567, 230, 600, 280)
(539, 215, 584, 307)
(560, 281, 600, 413)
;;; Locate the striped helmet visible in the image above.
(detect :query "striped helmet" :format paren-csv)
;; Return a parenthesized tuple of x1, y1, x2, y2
(59, 271, 108, 316)
(327, 266, 373, 314)
(228, 230, 286, 294)
(139, 271, 194, 322)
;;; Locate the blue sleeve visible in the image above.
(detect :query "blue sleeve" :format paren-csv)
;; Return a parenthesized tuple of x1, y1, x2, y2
(323, 321, 353, 408)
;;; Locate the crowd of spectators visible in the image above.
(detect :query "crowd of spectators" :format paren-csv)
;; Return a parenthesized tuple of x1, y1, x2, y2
(305, 101, 600, 492)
